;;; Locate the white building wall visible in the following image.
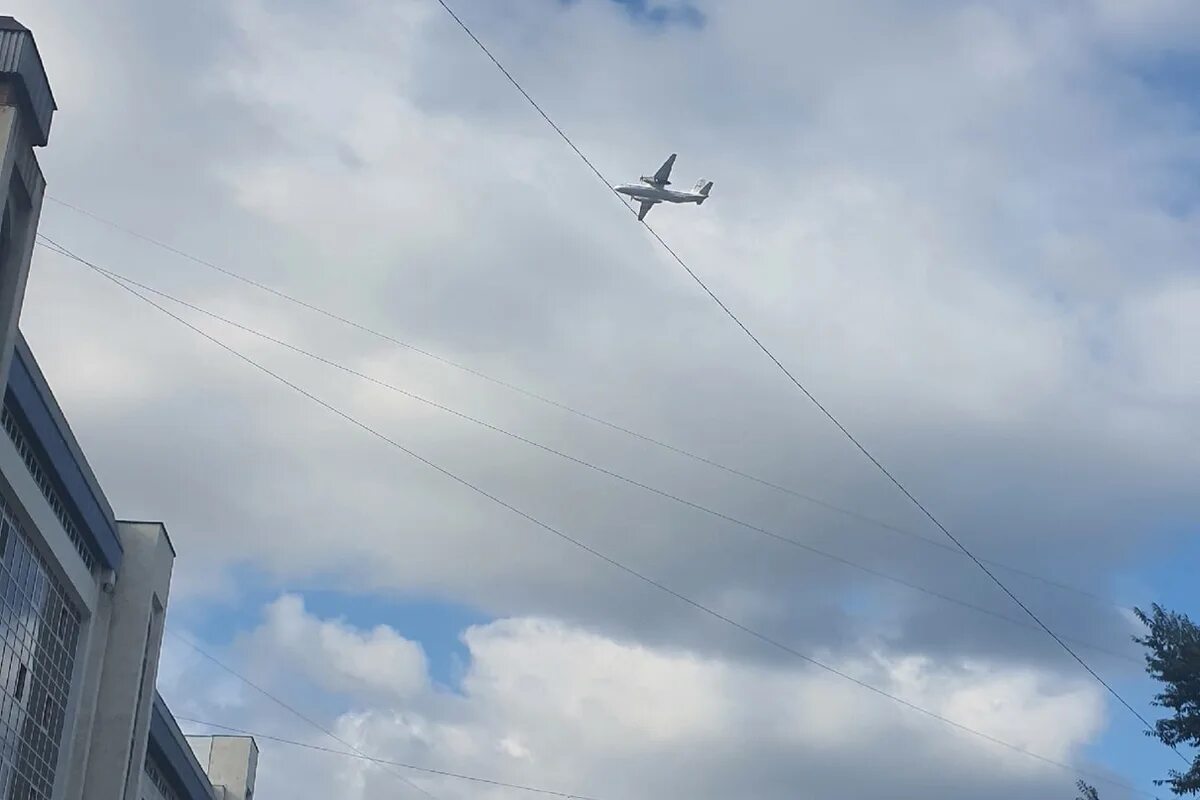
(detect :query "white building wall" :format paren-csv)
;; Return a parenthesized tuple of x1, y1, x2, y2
(79, 522, 173, 800)
(185, 737, 258, 800)
(0, 103, 40, 389)
(57, 590, 109, 800)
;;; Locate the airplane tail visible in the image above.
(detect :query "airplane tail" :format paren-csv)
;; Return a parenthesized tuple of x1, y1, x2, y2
(694, 180, 714, 204)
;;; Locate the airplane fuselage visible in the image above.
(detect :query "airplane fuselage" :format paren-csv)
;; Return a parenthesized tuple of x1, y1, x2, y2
(616, 154, 712, 220)
(614, 183, 707, 204)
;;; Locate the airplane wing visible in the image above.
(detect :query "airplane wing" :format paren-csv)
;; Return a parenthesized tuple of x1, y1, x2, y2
(649, 153, 676, 186)
(637, 199, 658, 221)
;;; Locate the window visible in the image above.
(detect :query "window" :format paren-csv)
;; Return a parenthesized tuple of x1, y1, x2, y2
(143, 754, 181, 800)
(0, 495, 80, 799)
(0, 405, 98, 574)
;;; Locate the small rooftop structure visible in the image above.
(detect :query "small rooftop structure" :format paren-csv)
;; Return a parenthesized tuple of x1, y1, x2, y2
(187, 734, 260, 800)
(0, 16, 55, 146)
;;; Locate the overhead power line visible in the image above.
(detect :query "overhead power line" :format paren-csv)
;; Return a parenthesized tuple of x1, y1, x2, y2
(41, 196, 1114, 612)
(37, 237, 1137, 667)
(168, 629, 439, 800)
(52, 238, 1150, 798)
(178, 716, 598, 800)
(427, 0, 1174, 752)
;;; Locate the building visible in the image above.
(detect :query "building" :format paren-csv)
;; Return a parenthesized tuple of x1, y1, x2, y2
(145, 700, 258, 800)
(0, 16, 257, 800)
(183, 737, 258, 800)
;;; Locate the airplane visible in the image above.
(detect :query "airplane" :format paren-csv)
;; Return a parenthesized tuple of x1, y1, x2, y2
(614, 154, 713, 221)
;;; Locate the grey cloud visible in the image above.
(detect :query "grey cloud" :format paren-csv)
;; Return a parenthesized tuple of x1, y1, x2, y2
(7, 0, 1200, 795)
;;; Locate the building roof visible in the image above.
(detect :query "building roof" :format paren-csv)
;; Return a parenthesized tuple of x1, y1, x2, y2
(117, 520, 177, 558)
(0, 17, 29, 33)
(186, 734, 260, 754)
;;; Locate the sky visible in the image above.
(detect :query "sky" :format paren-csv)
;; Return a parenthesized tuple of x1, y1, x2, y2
(7, 0, 1200, 798)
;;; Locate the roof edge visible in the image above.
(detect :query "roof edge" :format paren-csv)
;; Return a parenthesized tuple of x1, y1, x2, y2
(149, 693, 216, 800)
(8, 334, 123, 569)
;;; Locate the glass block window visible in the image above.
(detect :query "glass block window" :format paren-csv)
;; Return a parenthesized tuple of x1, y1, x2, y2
(0, 495, 81, 799)
(1, 405, 97, 575)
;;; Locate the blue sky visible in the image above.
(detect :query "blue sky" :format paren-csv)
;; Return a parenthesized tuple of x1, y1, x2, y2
(576, 0, 704, 29)
(170, 565, 490, 689)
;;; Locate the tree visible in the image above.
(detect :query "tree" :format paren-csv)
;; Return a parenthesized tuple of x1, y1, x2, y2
(1076, 779, 1100, 800)
(1135, 603, 1200, 795)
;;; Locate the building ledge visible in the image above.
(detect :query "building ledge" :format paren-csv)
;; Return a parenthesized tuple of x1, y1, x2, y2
(148, 693, 216, 800)
(4, 334, 122, 570)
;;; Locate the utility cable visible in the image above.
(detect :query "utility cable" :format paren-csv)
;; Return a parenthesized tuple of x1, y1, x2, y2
(41, 197, 1114, 611)
(52, 238, 1152, 797)
(37, 237, 1137, 666)
(428, 0, 1176, 752)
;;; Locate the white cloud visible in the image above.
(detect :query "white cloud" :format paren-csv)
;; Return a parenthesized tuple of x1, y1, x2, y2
(458, 617, 729, 746)
(249, 594, 430, 701)
(168, 598, 1113, 800)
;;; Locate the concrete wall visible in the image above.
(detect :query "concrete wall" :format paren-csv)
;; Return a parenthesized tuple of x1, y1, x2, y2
(186, 736, 258, 800)
(0, 101, 41, 391)
(58, 587, 110, 800)
(78, 521, 174, 799)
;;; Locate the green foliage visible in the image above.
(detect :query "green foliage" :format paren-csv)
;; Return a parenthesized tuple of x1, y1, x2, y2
(1135, 604, 1200, 795)
(1076, 779, 1100, 800)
